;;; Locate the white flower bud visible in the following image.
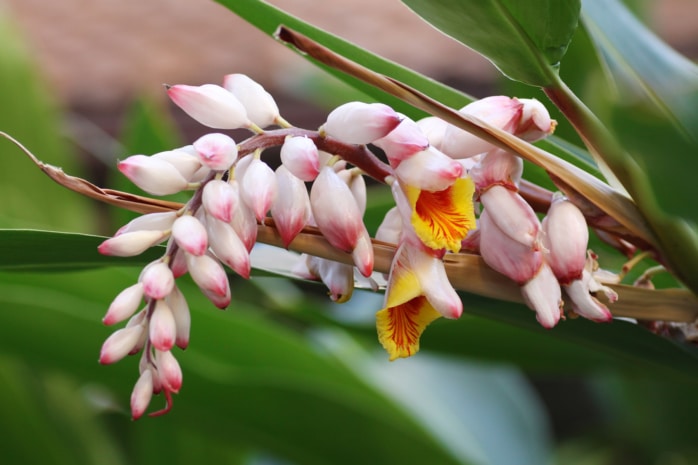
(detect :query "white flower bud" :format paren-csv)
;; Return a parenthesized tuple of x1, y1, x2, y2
(202, 179, 238, 223)
(167, 84, 251, 129)
(192, 133, 238, 171)
(103, 283, 144, 325)
(279, 136, 320, 181)
(172, 215, 209, 256)
(149, 299, 177, 351)
(322, 102, 402, 144)
(99, 325, 144, 364)
(98, 230, 168, 257)
(118, 155, 189, 195)
(223, 73, 280, 128)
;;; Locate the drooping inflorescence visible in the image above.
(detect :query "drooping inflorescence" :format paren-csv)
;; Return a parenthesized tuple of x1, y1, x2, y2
(97, 74, 617, 418)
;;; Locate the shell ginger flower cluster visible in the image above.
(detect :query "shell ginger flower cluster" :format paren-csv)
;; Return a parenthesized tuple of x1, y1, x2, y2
(97, 73, 617, 419)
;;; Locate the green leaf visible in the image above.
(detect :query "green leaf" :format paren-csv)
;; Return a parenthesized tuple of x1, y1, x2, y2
(401, 0, 580, 86)
(0, 268, 487, 465)
(580, 0, 698, 294)
(0, 13, 93, 232)
(0, 230, 162, 271)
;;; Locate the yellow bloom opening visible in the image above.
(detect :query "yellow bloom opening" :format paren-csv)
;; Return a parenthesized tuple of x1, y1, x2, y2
(376, 296, 441, 361)
(407, 177, 476, 253)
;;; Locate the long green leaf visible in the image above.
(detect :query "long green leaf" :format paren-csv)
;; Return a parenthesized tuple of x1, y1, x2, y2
(580, 0, 698, 294)
(0, 268, 539, 465)
(401, 0, 580, 86)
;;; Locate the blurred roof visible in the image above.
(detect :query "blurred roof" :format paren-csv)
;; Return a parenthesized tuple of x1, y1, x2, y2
(4, 0, 697, 107)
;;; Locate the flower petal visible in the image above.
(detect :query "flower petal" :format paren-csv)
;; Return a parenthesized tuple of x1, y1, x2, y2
(376, 296, 441, 361)
(407, 177, 476, 252)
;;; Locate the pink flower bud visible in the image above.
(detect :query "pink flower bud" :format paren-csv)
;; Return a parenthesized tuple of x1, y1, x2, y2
(98, 230, 168, 257)
(322, 102, 402, 144)
(166, 286, 191, 349)
(152, 149, 203, 181)
(118, 155, 188, 195)
(542, 195, 588, 284)
(479, 210, 542, 284)
(518, 98, 556, 142)
(202, 179, 238, 223)
(130, 368, 154, 420)
(240, 158, 277, 222)
(393, 147, 463, 192)
(167, 84, 250, 129)
(351, 231, 374, 278)
(116, 212, 177, 236)
(521, 263, 563, 329)
(310, 166, 367, 253)
(207, 216, 251, 279)
(229, 180, 258, 251)
(103, 283, 144, 325)
(140, 262, 175, 300)
(192, 133, 238, 171)
(170, 249, 188, 278)
(440, 96, 523, 159)
(271, 165, 311, 248)
(223, 73, 280, 128)
(373, 116, 429, 165)
(172, 215, 208, 256)
(155, 349, 183, 393)
(149, 299, 177, 351)
(280, 136, 320, 181)
(99, 325, 144, 364)
(469, 148, 523, 191)
(479, 185, 541, 249)
(185, 253, 230, 299)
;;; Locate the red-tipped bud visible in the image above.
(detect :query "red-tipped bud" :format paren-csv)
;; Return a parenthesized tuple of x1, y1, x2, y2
(280, 136, 320, 181)
(140, 262, 175, 300)
(271, 165, 311, 248)
(98, 230, 168, 257)
(103, 283, 144, 326)
(172, 215, 208, 256)
(149, 299, 177, 351)
(99, 325, 144, 364)
(202, 179, 238, 223)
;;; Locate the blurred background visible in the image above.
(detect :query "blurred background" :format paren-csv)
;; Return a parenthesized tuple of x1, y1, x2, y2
(1, 1, 698, 464)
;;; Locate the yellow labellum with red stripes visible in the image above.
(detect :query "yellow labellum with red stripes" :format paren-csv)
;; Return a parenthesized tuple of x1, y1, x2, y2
(406, 177, 476, 253)
(376, 296, 441, 361)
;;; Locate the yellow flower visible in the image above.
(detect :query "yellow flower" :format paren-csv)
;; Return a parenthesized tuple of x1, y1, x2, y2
(405, 176, 476, 253)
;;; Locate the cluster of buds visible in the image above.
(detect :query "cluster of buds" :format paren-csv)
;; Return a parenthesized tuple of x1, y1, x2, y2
(97, 74, 618, 418)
